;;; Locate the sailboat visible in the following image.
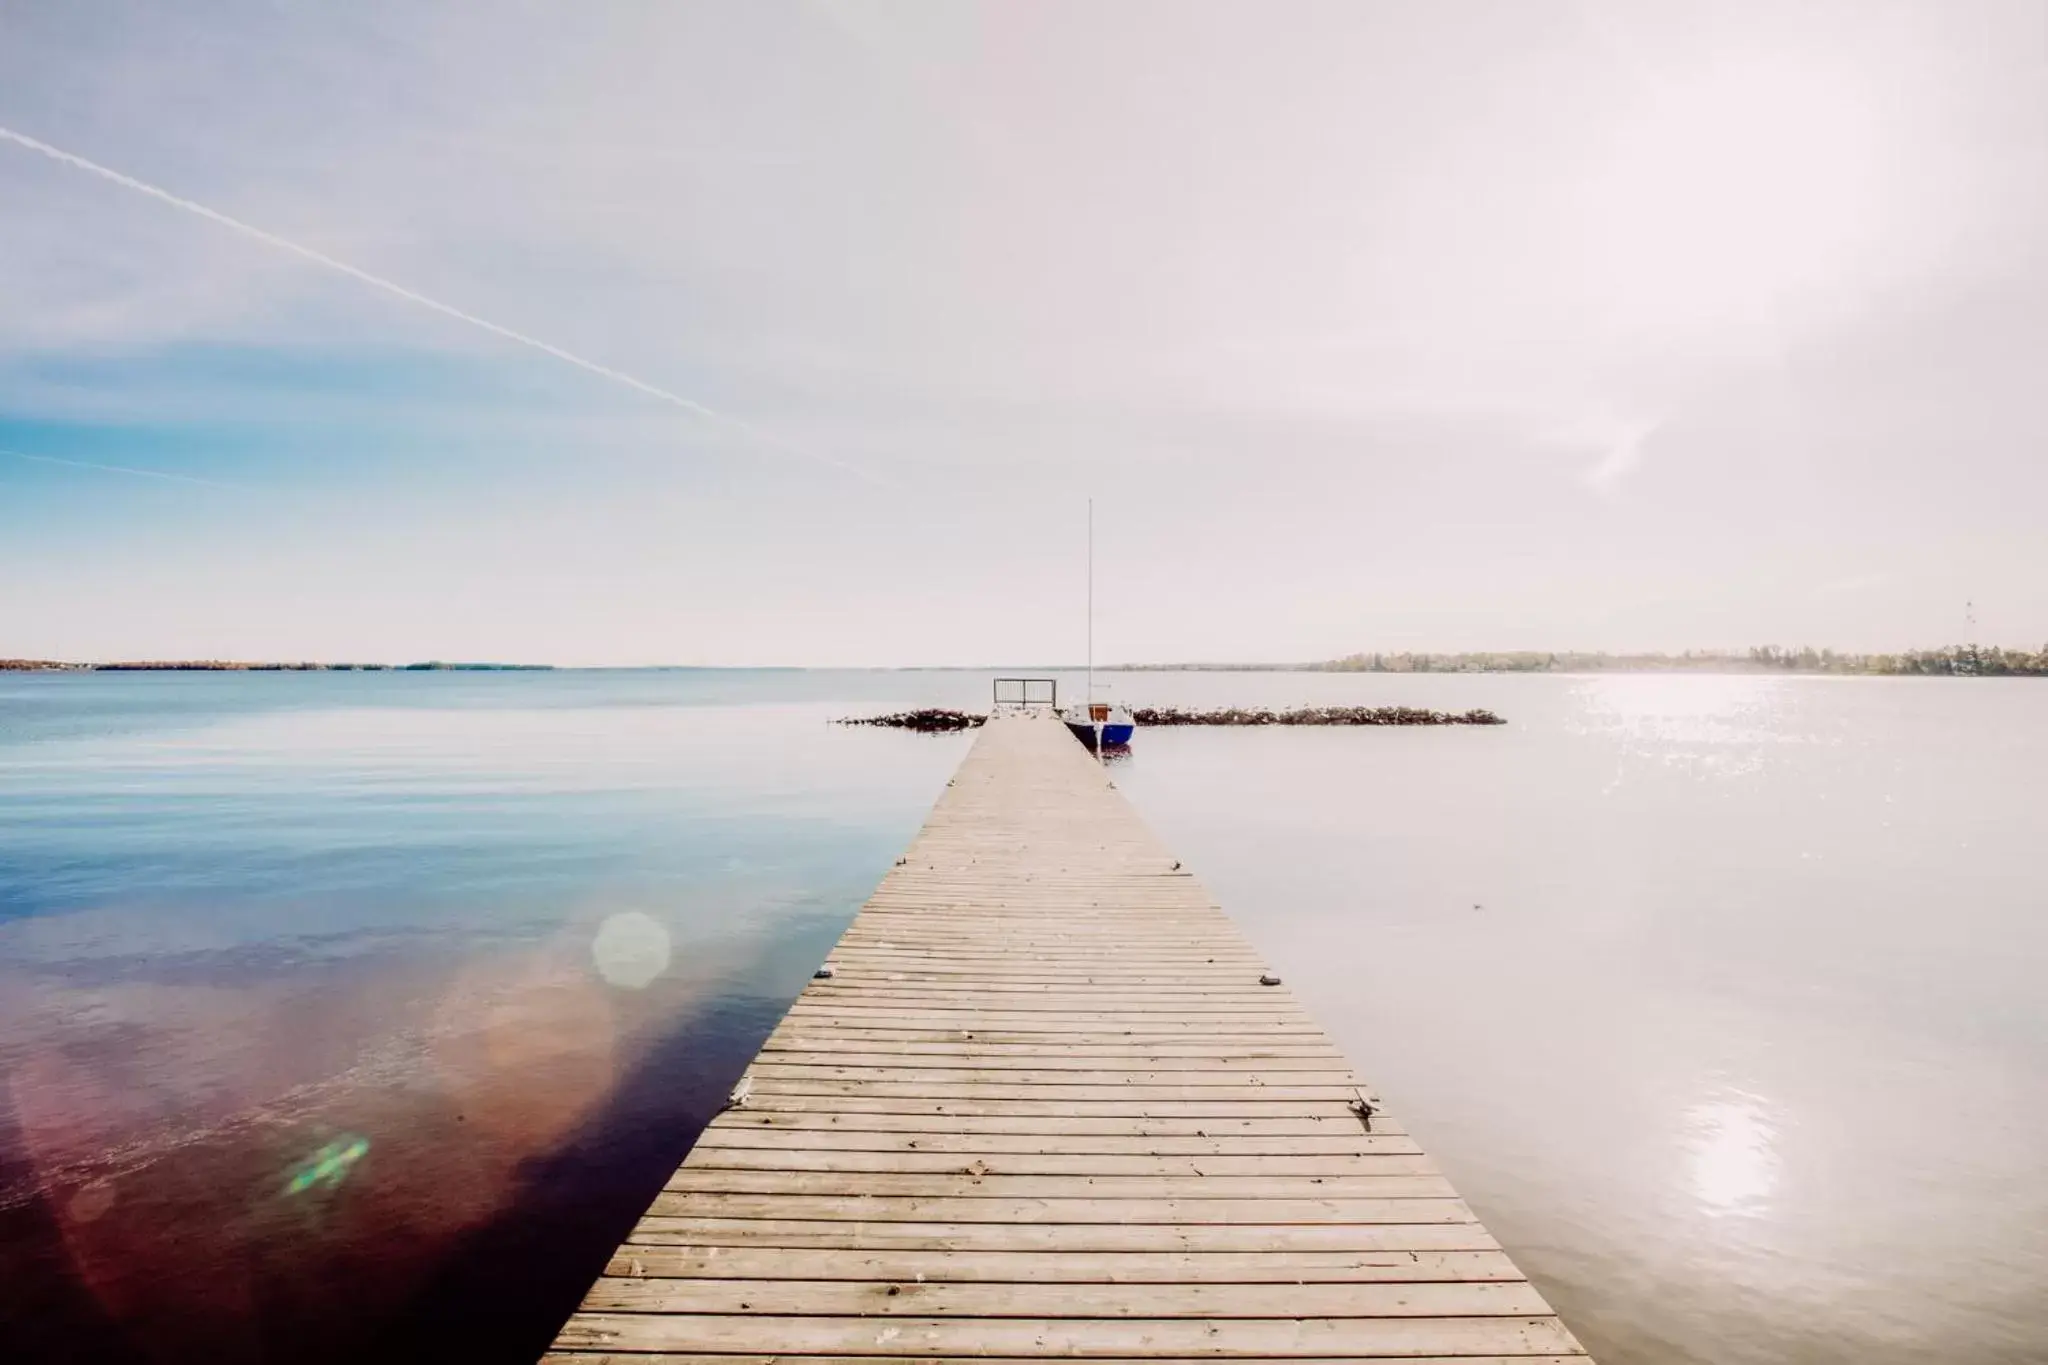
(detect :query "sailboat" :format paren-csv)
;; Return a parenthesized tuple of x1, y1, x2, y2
(1059, 498, 1136, 750)
(1063, 700, 1136, 749)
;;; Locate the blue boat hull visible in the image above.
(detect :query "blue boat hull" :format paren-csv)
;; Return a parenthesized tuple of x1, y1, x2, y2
(1064, 719, 1136, 749)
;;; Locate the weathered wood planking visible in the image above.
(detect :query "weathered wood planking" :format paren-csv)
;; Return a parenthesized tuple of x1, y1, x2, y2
(546, 711, 1589, 1362)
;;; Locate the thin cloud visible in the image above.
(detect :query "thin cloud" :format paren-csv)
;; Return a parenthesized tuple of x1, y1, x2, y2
(0, 124, 876, 484)
(1584, 426, 1650, 491)
(1541, 412, 1662, 494)
(1, 447, 243, 489)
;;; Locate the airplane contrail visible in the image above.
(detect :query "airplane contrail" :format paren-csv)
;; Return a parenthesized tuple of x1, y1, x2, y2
(0, 124, 874, 482)
(1, 447, 243, 490)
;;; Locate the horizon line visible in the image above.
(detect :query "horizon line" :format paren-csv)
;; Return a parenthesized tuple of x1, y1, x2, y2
(5, 642, 2044, 674)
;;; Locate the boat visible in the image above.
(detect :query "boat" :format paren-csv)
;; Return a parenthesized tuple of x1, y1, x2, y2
(1063, 700, 1136, 750)
(1058, 498, 1136, 751)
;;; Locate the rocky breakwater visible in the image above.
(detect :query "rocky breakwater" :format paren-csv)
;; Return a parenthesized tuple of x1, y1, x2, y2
(837, 706, 1504, 730)
(836, 709, 987, 732)
(1132, 705, 1505, 726)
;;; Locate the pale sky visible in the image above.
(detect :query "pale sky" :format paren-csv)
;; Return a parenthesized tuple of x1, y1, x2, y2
(2, 1, 2044, 665)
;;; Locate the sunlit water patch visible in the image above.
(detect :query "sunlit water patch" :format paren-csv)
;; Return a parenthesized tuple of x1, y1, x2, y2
(1682, 1088, 1778, 1217)
(1109, 673, 2048, 1365)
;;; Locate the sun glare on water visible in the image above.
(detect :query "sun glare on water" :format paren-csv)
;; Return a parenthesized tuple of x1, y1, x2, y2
(1685, 1091, 1782, 1217)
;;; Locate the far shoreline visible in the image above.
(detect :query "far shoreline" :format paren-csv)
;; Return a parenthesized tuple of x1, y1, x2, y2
(3, 644, 2043, 678)
(0, 660, 552, 673)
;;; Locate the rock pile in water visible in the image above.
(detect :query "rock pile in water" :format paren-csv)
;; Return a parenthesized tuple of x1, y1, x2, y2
(839, 706, 1504, 729)
(837, 709, 987, 732)
(1131, 705, 1505, 727)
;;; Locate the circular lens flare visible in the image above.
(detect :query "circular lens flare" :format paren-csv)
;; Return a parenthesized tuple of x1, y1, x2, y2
(591, 912, 671, 990)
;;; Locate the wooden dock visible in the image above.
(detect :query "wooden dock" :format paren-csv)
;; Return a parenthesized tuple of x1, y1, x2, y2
(546, 710, 1588, 1363)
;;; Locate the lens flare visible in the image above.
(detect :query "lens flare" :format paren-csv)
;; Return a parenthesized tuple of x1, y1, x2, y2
(281, 1136, 370, 1197)
(65, 1178, 118, 1224)
(591, 911, 671, 990)
(428, 951, 618, 1150)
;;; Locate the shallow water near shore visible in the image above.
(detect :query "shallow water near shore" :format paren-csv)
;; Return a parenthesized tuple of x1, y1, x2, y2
(2, 669, 2044, 1362)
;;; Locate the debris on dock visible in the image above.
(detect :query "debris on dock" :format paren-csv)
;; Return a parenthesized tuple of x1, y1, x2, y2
(1132, 705, 1505, 726)
(836, 709, 987, 732)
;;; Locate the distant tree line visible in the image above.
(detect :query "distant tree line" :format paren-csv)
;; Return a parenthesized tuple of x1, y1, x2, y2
(1306, 645, 2048, 676)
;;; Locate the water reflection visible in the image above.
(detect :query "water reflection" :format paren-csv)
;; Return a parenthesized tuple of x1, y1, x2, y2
(12, 670, 2048, 1365)
(1575, 673, 1785, 747)
(1683, 1088, 1779, 1217)
(1572, 673, 1796, 791)
(1111, 674, 2048, 1364)
(0, 683, 969, 1362)
(1579, 672, 1782, 720)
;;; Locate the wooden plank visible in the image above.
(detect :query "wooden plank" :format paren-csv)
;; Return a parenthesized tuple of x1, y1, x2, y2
(790, 999, 1304, 1012)
(783, 1006, 1316, 1021)
(551, 1313, 1585, 1356)
(600, 1246, 1522, 1283)
(661, 1171, 1457, 1199)
(745, 1082, 1365, 1103)
(731, 1097, 1371, 1116)
(832, 935, 1251, 943)
(622, 1218, 1503, 1253)
(832, 935, 1254, 944)
(578, 1279, 1555, 1318)
(821, 952, 1270, 965)
(546, 712, 1589, 1361)
(747, 1064, 1363, 1085)
(768, 1025, 1335, 1040)
(693, 1129, 1426, 1156)
(802, 983, 1290, 996)
(546, 1357, 1587, 1365)
(758, 1046, 1353, 1066)
(747, 1068, 1360, 1088)
(830, 942, 1255, 950)
(642, 1193, 1477, 1224)
(785, 1002, 1314, 1017)
(818, 969, 1274, 980)
(682, 1149, 1437, 1176)
(811, 968, 1277, 981)
(776, 1009, 1309, 1022)
(762, 1028, 1341, 1046)
(716, 1112, 1409, 1136)
(812, 976, 1276, 988)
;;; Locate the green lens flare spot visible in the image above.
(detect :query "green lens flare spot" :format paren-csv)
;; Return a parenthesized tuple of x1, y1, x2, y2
(282, 1136, 371, 1197)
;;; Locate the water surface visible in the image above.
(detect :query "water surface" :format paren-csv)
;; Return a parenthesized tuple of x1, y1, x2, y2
(0, 670, 972, 1361)
(2, 669, 2044, 1363)
(1113, 672, 2048, 1365)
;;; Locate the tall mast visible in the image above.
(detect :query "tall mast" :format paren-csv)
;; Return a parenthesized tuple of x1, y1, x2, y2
(1086, 497, 1094, 706)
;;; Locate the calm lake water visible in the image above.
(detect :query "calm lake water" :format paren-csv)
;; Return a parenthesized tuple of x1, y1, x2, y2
(2, 670, 2044, 1363)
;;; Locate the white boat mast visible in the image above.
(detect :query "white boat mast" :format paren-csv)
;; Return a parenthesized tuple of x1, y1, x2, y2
(1086, 496, 1093, 708)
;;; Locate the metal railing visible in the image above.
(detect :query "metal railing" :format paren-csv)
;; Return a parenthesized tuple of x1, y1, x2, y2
(992, 677, 1058, 711)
